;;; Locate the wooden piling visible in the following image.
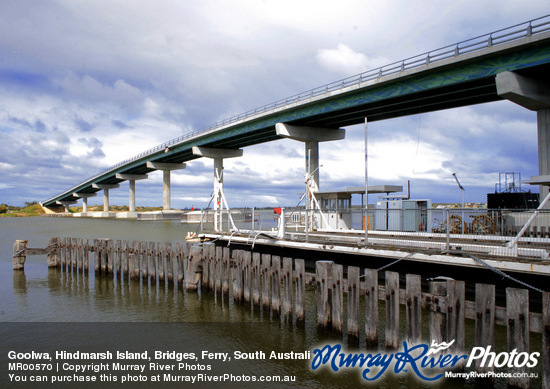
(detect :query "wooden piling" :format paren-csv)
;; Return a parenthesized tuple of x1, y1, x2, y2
(282, 257, 293, 320)
(232, 250, 243, 303)
(166, 242, 174, 284)
(177, 242, 185, 285)
(475, 283, 495, 376)
(347, 266, 360, 341)
(429, 281, 447, 347)
(12, 240, 28, 270)
(446, 279, 465, 360)
(47, 237, 58, 268)
(506, 288, 530, 389)
(295, 258, 305, 324)
(158, 242, 165, 283)
(243, 251, 252, 305)
(316, 261, 332, 331)
(252, 252, 261, 307)
(332, 264, 343, 334)
(222, 247, 230, 297)
(364, 268, 378, 348)
(148, 241, 156, 283)
(406, 274, 421, 345)
(271, 255, 281, 316)
(385, 271, 399, 349)
(261, 253, 271, 311)
(185, 245, 203, 291)
(215, 246, 223, 295)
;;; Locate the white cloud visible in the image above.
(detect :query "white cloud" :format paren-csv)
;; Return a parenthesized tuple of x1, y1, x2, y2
(317, 44, 389, 75)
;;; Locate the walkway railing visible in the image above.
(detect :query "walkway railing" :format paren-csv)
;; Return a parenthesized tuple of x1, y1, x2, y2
(195, 207, 550, 259)
(44, 14, 550, 205)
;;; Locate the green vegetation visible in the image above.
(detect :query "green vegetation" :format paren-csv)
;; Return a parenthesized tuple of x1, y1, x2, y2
(0, 203, 45, 217)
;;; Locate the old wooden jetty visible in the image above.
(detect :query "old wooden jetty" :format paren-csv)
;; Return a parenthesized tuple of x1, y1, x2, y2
(13, 237, 550, 388)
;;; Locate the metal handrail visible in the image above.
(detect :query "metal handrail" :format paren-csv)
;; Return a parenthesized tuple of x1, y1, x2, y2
(43, 14, 550, 204)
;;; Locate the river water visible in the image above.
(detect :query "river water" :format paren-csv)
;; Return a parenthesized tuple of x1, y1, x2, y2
(0, 217, 541, 388)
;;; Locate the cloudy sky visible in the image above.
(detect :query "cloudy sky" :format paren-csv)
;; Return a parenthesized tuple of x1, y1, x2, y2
(0, 1, 548, 208)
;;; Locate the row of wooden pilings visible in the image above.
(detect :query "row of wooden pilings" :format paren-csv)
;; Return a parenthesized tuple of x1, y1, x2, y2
(13, 236, 550, 388)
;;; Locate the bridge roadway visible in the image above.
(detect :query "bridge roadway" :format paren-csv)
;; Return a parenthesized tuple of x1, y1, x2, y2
(43, 16, 550, 210)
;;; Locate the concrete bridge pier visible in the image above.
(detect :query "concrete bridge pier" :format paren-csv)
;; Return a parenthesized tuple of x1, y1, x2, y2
(73, 192, 97, 214)
(496, 71, 550, 201)
(115, 174, 148, 213)
(92, 184, 120, 214)
(146, 162, 186, 210)
(56, 200, 77, 213)
(275, 123, 345, 210)
(192, 146, 243, 232)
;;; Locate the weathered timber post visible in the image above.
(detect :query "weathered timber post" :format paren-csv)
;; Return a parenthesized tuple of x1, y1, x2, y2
(114, 240, 122, 276)
(475, 283, 495, 377)
(185, 245, 203, 291)
(47, 237, 59, 268)
(232, 250, 243, 303)
(166, 242, 174, 284)
(71, 237, 77, 271)
(131, 241, 140, 280)
(543, 292, 550, 389)
(83, 238, 89, 274)
(122, 240, 129, 280)
(316, 261, 332, 331)
(446, 279, 465, 366)
(347, 266, 360, 341)
(206, 243, 215, 291)
(261, 254, 271, 311)
(429, 281, 447, 348)
(331, 264, 343, 335)
(12, 240, 28, 270)
(271, 255, 281, 316)
(148, 241, 156, 283)
(295, 259, 305, 324)
(282, 257, 293, 320)
(252, 252, 261, 307)
(158, 242, 166, 283)
(105, 239, 113, 274)
(385, 271, 400, 349)
(75, 238, 81, 272)
(222, 247, 230, 297)
(506, 288, 530, 389)
(93, 239, 100, 274)
(364, 268, 379, 348)
(243, 251, 252, 304)
(59, 237, 66, 269)
(141, 241, 148, 280)
(176, 242, 184, 285)
(406, 274, 422, 345)
(215, 246, 223, 296)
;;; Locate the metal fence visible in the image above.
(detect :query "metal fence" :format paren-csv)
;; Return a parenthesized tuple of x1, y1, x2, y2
(195, 207, 550, 259)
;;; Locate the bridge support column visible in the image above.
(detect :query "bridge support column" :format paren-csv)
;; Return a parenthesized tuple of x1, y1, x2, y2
(116, 174, 148, 212)
(73, 192, 97, 214)
(92, 184, 120, 213)
(276, 123, 345, 213)
(56, 200, 77, 213)
(146, 162, 186, 210)
(496, 71, 550, 201)
(192, 147, 243, 232)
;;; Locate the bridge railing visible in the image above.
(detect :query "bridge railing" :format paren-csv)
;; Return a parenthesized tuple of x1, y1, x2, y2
(44, 15, 550, 204)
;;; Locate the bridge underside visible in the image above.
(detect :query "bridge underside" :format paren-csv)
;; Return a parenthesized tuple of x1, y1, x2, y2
(42, 36, 550, 206)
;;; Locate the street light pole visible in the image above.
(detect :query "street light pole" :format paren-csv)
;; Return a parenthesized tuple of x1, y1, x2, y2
(452, 173, 465, 234)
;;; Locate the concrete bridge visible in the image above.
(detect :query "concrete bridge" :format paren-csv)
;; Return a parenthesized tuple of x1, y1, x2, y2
(42, 15, 550, 218)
